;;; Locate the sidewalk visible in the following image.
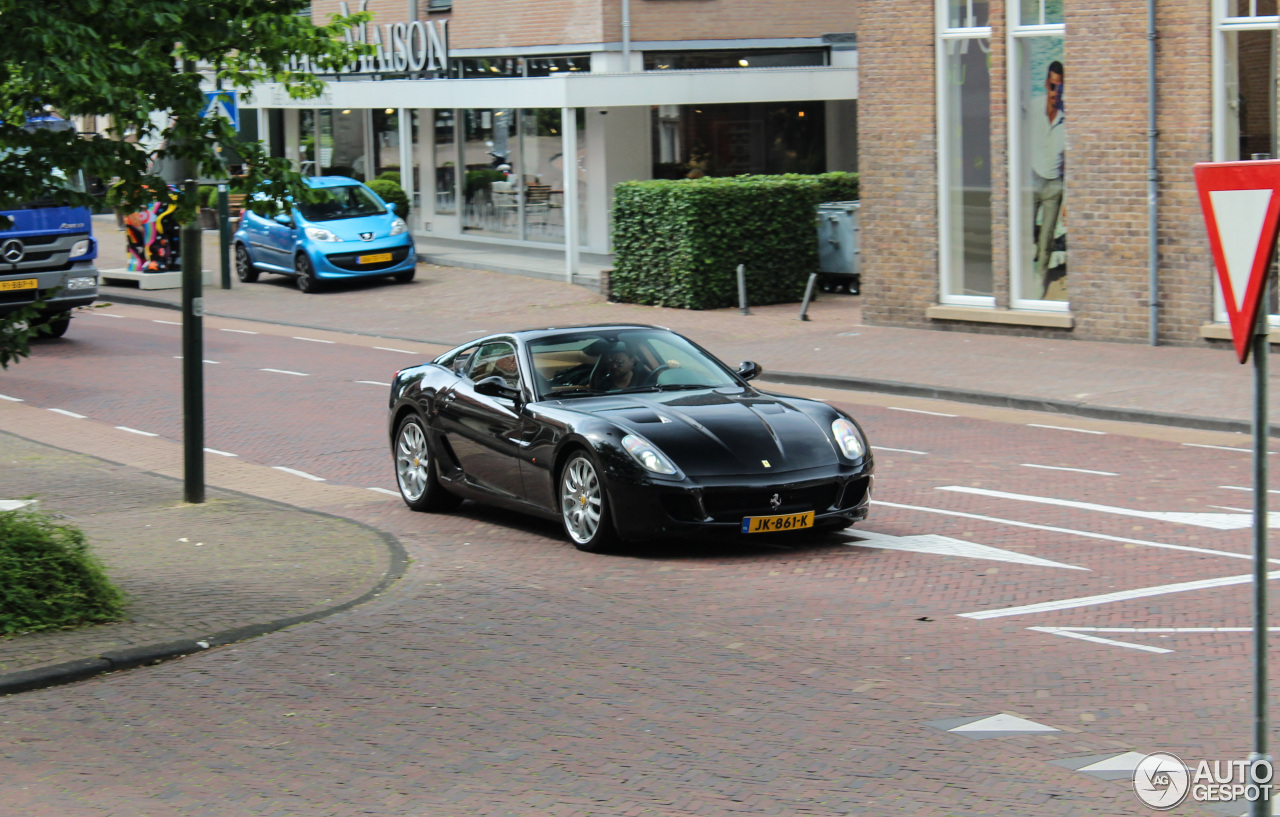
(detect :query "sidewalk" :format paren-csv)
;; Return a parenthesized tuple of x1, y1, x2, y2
(92, 214, 1274, 433)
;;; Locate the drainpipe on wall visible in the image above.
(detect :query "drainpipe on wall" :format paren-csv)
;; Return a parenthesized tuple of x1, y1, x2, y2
(1147, 0, 1160, 346)
(408, 0, 417, 20)
(622, 0, 632, 72)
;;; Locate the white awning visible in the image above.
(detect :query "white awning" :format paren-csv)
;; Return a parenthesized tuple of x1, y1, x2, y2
(248, 65, 857, 110)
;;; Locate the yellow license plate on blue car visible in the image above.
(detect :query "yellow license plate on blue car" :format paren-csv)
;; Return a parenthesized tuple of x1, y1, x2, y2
(358, 252, 393, 265)
(741, 511, 815, 534)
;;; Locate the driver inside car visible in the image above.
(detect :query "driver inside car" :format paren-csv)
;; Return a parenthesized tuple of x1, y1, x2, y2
(594, 344, 649, 391)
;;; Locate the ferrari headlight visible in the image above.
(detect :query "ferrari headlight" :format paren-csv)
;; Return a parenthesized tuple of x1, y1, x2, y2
(304, 226, 342, 242)
(389, 217, 408, 236)
(621, 434, 677, 475)
(831, 418, 865, 459)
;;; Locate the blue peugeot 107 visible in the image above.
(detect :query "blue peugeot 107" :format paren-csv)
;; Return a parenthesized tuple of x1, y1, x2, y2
(233, 176, 416, 293)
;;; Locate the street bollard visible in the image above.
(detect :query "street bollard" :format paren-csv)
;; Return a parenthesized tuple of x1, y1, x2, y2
(737, 264, 750, 316)
(798, 273, 819, 321)
(218, 184, 231, 290)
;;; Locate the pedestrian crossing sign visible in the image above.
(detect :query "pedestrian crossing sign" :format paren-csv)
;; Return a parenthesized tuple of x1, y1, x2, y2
(202, 91, 239, 132)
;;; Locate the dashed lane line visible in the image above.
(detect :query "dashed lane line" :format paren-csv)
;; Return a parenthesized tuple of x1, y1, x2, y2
(293, 336, 335, 344)
(260, 368, 309, 377)
(204, 448, 238, 457)
(936, 485, 1271, 530)
(272, 466, 326, 482)
(90, 312, 124, 318)
(172, 356, 219, 364)
(959, 571, 1280, 620)
(219, 328, 259, 334)
(1020, 463, 1117, 476)
(368, 487, 399, 497)
(153, 319, 181, 326)
(872, 446, 928, 455)
(0, 394, 23, 402)
(115, 426, 158, 437)
(1185, 442, 1272, 454)
(374, 346, 416, 355)
(887, 406, 957, 418)
(1220, 485, 1280, 494)
(871, 499, 1274, 563)
(48, 408, 86, 419)
(1027, 423, 1107, 435)
(357, 380, 392, 387)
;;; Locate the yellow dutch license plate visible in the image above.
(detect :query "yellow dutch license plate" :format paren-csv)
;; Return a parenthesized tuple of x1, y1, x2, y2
(0, 279, 38, 292)
(741, 511, 815, 534)
(358, 252, 393, 265)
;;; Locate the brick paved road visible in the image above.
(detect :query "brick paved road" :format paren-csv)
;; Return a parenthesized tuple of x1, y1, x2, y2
(0, 304, 1271, 815)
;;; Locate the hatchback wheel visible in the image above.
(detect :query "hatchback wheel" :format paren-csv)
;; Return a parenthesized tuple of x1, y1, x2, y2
(295, 254, 319, 293)
(235, 244, 259, 283)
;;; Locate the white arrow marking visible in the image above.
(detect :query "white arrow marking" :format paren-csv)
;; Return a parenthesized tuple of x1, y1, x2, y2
(842, 530, 1086, 570)
(1209, 187, 1273, 311)
(949, 714, 1058, 734)
(937, 485, 1279, 530)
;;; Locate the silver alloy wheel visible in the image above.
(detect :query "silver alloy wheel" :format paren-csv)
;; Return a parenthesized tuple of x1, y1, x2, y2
(396, 421, 430, 502)
(295, 255, 316, 292)
(560, 456, 603, 545)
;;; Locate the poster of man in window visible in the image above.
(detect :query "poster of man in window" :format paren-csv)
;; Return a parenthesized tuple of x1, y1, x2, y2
(1024, 38, 1066, 301)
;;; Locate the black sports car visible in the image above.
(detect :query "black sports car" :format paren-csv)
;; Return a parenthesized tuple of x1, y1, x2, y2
(387, 325, 874, 551)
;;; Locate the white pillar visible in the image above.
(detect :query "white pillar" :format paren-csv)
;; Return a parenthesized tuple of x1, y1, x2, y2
(561, 106, 579, 284)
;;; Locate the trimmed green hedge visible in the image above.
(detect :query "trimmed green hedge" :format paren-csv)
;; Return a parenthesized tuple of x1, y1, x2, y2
(367, 179, 410, 221)
(0, 507, 124, 636)
(610, 172, 859, 310)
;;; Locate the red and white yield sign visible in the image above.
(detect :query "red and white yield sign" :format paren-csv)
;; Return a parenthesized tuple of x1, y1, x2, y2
(1195, 160, 1280, 363)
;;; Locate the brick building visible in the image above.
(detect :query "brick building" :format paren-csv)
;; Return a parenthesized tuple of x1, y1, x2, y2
(860, 0, 1276, 346)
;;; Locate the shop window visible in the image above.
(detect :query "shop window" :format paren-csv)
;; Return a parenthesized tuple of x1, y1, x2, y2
(372, 108, 400, 179)
(434, 109, 456, 214)
(649, 103, 826, 179)
(1009, 4, 1067, 306)
(644, 50, 826, 71)
(319, 109, 368, 181)
(937, 18, 994, 302)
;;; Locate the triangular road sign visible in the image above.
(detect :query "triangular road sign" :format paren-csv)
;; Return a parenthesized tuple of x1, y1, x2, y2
(1194, 160, 1280, 363)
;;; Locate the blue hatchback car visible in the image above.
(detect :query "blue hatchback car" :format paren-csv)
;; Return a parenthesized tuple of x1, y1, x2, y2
(233, 176, 416, 293)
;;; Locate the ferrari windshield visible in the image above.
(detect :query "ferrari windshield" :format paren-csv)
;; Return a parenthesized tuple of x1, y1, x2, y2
(528, 328, 737, 398)
(297, 185, 386, 221)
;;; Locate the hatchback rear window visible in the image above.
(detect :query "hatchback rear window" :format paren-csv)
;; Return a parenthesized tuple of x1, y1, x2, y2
(297, 185, 386, 221)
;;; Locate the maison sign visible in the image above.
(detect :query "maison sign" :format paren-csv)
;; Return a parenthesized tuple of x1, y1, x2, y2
(289, 0, 448, 76)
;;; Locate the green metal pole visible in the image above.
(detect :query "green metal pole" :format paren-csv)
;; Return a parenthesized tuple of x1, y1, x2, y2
(181, 178, 205, 504)
(218, 183, 231, 290)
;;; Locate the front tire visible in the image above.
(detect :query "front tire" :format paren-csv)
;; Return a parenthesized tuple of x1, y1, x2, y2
(558, 451, 616, 553)
(295, 254, 320, 293)
(42, 313, 71, 338)
(235, 243, 259, 283)
(394, 416, 461, 512)
(394, 268, 415, 283)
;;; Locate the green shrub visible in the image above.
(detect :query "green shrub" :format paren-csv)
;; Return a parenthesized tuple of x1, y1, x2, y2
(197, 184, 217, 209)
(367, 179, 410, 221)
(0, 508, 124, 636)
(464, 168, 507, 201)
(374, 170, 402, 185)
(610, 172, 859, 310)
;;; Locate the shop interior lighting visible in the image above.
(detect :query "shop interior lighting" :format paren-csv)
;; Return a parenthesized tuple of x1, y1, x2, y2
(341, 109, 351, 115)
(739, 59, 749, 66)
(384, 108, 394, 114)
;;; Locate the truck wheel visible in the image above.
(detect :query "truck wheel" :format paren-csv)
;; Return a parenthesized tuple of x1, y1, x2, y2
(235, 244, 259, 283)
(43, 314, 71, 338)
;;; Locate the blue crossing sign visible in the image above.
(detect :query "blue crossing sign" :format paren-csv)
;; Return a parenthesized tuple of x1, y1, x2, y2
(202, 90, 239, 132)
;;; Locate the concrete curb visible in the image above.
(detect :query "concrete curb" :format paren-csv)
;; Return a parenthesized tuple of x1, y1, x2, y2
(93, 291, 1269, 437)
(761, 371, 1277, 437)
(0, 453, 410, 697)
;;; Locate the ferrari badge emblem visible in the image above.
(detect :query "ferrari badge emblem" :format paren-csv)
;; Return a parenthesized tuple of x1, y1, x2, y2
(770, 493, 781, 511)
(761, 460, 771, 468)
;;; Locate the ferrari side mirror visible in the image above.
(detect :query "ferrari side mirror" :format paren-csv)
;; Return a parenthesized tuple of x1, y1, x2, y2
(474, 375, 520, 401)
(737, 361, 762, 381)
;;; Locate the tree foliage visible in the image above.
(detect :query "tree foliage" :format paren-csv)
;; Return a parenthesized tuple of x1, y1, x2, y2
(0, 0, 371, 219)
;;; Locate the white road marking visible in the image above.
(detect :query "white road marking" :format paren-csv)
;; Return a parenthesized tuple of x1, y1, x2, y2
(1047, 626, 1280, 634)
(1027, 423, 1107, 435)
(949, 714, 1058, 734)
(48, 408, 85, 419)
(153, 319, 181, 326)
(0, 394, 23, 402)
(843, 530, 1086, 570)
(871, 499, 1271, 563)
(1211, 505, 1253, 513)
(937, 485, 1276, 530)
(220, 328, 259, 335)
(1020, 463, 1117, 476)
(272, 466, 326, 481)
(1220, 485, 1280, 494)
(872, 446, 928, 455)
(260, 368, 309, 377)
(887, 406, 957, 418)
(115, 426, 158, 437)
(1184, 442, 1260, 453)
(374, 346, 415, 354)
(357, 380, 392, 387)
(293, 336, 335, 344)
(368, 487, 399, 496)
(1028, 627, 1173, 654)
(204, 448, 238, 457)
(92, 312, 124, 318)
(172, 357, 219, 364)
(959, 571, 1280, 620)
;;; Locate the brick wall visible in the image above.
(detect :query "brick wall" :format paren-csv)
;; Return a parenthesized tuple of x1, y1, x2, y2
(450, 0, 606, 48)
(629, 0, 855, 44)
(857, 2, 937, 328)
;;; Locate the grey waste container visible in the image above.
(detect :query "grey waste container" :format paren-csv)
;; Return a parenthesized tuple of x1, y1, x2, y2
(816, 200, 860, 294)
